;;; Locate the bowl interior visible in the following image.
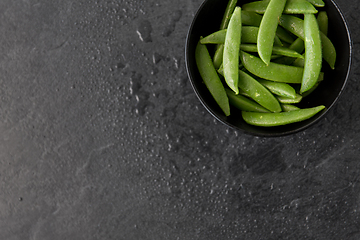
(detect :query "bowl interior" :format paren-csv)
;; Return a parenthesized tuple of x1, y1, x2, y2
(185, 0, 352, 137)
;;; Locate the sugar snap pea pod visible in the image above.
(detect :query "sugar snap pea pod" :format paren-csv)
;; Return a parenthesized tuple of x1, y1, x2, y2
(301, 82, 320, 97)
(292, 56, 305, 67)
(281, 104, 300, 112)
(195, 40, 230, 116)
(273, 37, 305, 65)
(213, 44, 224, 69)
(241, 10, 262, 26)
(257, 0, 287, 65)
(320, 32, 336, 69)
(301, 13, 322, 94)
(239, 89, 251, 98)
(213, 0, 238, 70)
(276, 93, 302, 104)
(257, 79, 297, 99)
(238, 70, 282, 112)
(226, 88, 270, 113)
(200, 29, 227, 44)
(240, 51, 304, 83)
(242, 10, 293, 44)
(317, 11, 328, 35)
(275, 26, 295, 44)
(305, 0, 325, 7)
(220, 0, 238, 30)
(223, 7, 242, 94)
(278, 15, 336, 69)
(240, 44, 304, 59)
(242, 105, 325, 127)
(243, 0, 317, 14)
(201, 27, 282, 45)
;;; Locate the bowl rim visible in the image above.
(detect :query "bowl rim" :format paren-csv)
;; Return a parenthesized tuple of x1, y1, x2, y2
(185, 0, 353, 137)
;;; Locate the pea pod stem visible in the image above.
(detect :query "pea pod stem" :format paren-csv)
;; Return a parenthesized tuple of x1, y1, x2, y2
(242, 105, 326, 127)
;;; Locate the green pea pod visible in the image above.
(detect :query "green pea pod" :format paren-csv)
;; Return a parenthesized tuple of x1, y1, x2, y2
(213, 44, 224, 69)
(242, 10, 294, 44)
(195, 40, 230, 116)
(213, 0, 238, 70)
(302, 82, 321, 97)
(243, 0, 317, 14)
(240, 44, 304, 59)
(320, 32, 336, 69)
(220, 0, 238, 30)
(238, 70, 282, 112)
(301, 13, 322, 94)
(281, 104, 300, 112)
(275, 26, 295, 44)
(257, 0, 287, 65)
(257, 79, 297, 99)
(218, 68, 282, 112)
(241, 10, 262, 26)
(278, 15, 336, 69)
(242, 105, 325, 127)
(305, 0, 325, 7)
(225, 88, 270, 113)
(273, 38, 305, 65)
(240, 51, 304, 83)
(201, 27, 282, 46)
(292, 56, 305, 67)
(200, 29, 227, 44)
(223, 7, 242, 94)
(317, 11, 328, 35)
(276, 93, 303, 104)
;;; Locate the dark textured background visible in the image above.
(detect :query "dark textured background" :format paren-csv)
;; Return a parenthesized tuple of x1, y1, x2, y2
(0, 0, 359, 239)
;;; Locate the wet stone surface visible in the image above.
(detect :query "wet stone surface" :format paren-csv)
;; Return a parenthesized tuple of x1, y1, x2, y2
(0, 0, 360, 239)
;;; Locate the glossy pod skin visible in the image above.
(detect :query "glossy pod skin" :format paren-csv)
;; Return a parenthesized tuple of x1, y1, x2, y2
(257, 0, 287, 65)
(225, 88, 270, 113)
(240, 44, 304, 59)
(243, 0, 318, 14)
(185, 0, 352, 136)
(223, 6, 242, 94)
(257, 79, 297, 99)
(242, 105, 326, 127)
(200, 27, 283, 46)
(278, 14, 336, 69)
(212, 0, 238, 70)
(240, 50, 304, 83)
(195, 41, 230, 116)
(306, 0, 325, 7)
(301, 13, 322, 93)
(317, 11, 328, 35)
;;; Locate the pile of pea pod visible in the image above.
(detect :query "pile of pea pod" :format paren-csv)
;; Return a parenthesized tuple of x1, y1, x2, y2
(195, 0, 336, 127)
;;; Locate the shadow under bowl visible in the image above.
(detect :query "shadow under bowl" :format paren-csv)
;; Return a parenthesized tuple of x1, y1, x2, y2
(185, 0, 352, 137)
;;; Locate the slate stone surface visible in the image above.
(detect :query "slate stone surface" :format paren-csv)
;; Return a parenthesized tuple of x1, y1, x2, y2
(0, 0, 359, 239)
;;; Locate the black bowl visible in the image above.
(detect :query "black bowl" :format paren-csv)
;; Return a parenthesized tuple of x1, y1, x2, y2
(185, 0, 352, 137)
